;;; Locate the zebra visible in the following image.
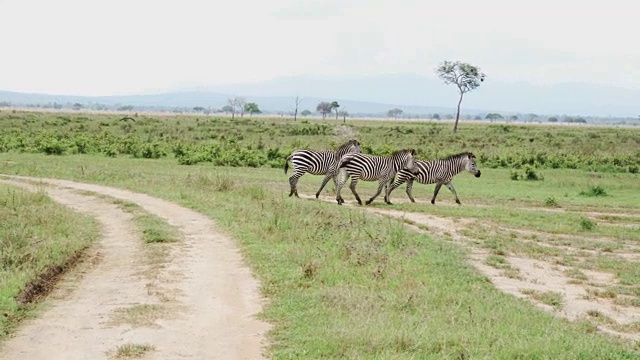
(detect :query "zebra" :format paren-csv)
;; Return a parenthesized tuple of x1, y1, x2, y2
(335, 149, 418, 206)
(387, 152, 481, 205)
(284, 139, 361, 198)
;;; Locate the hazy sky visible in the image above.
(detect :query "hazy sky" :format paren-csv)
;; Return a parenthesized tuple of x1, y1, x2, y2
(1, 0, 638, 96)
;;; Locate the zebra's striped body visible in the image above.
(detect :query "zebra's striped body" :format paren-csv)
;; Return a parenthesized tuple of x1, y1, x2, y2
(284, 139, 361, 198)
(388, 152, 481, 204)
(336, 149, 418, 205)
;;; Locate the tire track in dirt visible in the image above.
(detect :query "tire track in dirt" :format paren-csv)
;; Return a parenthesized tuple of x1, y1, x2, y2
(306, 194, 640, 341)
(0, 175, 270, 359)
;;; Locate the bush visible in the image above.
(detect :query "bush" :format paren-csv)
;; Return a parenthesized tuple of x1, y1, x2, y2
(510, 166, 543, 181)
(544, 197, 559, 207)
(579, 186, 608, 197)
(580, 217, 596, 231)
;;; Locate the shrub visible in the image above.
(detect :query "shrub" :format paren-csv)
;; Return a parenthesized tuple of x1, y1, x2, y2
(579, 186, 608, 197)
(580, 217, 596, 231)
(510, 166, 543, 181)
(544, 197, 559, 207)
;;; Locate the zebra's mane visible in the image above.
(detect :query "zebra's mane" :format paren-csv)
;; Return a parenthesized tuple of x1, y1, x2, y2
(334, 139, 360, 152)
(441, 152, 475, 161)
(391, 148, 416, 156)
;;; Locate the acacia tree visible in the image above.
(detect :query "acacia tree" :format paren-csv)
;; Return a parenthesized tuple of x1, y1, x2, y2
(436, 61, 486, 132)
(316, 101, 332, 119)
(244, 102, 261, 117)
(330, 101, 340, 120)
(387, 108, 403, 119)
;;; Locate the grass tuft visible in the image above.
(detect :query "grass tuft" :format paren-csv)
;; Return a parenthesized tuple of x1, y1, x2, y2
(111, 343, 155, 358)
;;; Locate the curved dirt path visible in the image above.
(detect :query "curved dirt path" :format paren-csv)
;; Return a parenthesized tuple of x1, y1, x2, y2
(0, 175, 270, 359)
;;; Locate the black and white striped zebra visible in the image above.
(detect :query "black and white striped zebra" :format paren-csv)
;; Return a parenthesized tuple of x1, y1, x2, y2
(336, 149, 418, 205)
(284, 139, 361, 198)
(387, 152, 481, 205)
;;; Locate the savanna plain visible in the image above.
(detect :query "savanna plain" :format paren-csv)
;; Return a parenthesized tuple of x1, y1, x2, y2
(0, 110, 639, 359)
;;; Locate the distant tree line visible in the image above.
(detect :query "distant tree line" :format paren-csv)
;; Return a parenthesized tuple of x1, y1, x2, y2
(0, 99, 634, 126)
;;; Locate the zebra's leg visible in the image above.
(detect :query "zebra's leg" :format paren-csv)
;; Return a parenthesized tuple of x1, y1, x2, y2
(445, 182, 461, 204)
(336, 172, 348, 205)
(288, 171, 304, 197)
(383, 182, 394, 205)
(365, 180, 385, 205)
(405, 178, 416, 203)
(315, 172, 334, 199)
(349, 178, 363, 205)
(431, 183, 444, 204)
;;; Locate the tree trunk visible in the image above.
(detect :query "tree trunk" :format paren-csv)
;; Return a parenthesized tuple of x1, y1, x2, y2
(294, 109, 297, 122)
(453, 92, 464, 133)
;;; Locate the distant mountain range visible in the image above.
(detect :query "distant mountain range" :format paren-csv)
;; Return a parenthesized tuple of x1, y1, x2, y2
(1, 74, 638, 118)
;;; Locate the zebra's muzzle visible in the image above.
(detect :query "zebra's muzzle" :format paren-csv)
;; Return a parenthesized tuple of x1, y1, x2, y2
(475, 170, 481, 178)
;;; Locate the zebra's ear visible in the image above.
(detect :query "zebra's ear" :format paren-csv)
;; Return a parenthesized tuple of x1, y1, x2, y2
(411, 149, 416, 155)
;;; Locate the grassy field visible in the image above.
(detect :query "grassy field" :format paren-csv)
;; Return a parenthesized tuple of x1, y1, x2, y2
(0, 183, 99, 337)
(1, 111, 639, 358)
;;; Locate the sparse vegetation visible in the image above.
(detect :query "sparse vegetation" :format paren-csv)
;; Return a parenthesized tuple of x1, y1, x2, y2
(521, 289, 564, 310)
(111, 343, 155, 358)
(108, 304, 167, 328)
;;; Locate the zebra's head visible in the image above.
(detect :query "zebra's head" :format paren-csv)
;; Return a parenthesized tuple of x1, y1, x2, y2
(336, 139, 361, 157)
(464, 152, 481, 178)
(347, 139, 361, 154)
(393, 149, 419, 174)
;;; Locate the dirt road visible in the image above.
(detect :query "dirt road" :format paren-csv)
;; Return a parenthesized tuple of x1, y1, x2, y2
(0, 175, 270, 359)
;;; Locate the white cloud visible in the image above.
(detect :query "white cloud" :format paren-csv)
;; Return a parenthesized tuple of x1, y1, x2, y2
(0, 0, 638, 95)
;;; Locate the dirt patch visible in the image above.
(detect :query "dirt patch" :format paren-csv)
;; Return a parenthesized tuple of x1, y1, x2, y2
(305, 193, 640, 341)
(0, 175, 271, 359)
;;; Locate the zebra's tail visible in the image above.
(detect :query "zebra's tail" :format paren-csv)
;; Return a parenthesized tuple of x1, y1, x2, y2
(284, 155, 292, 174)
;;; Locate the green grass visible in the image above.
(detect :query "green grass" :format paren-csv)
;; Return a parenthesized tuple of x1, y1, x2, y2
(0, 183, 99, 338)
(1, 154, 639, 358)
